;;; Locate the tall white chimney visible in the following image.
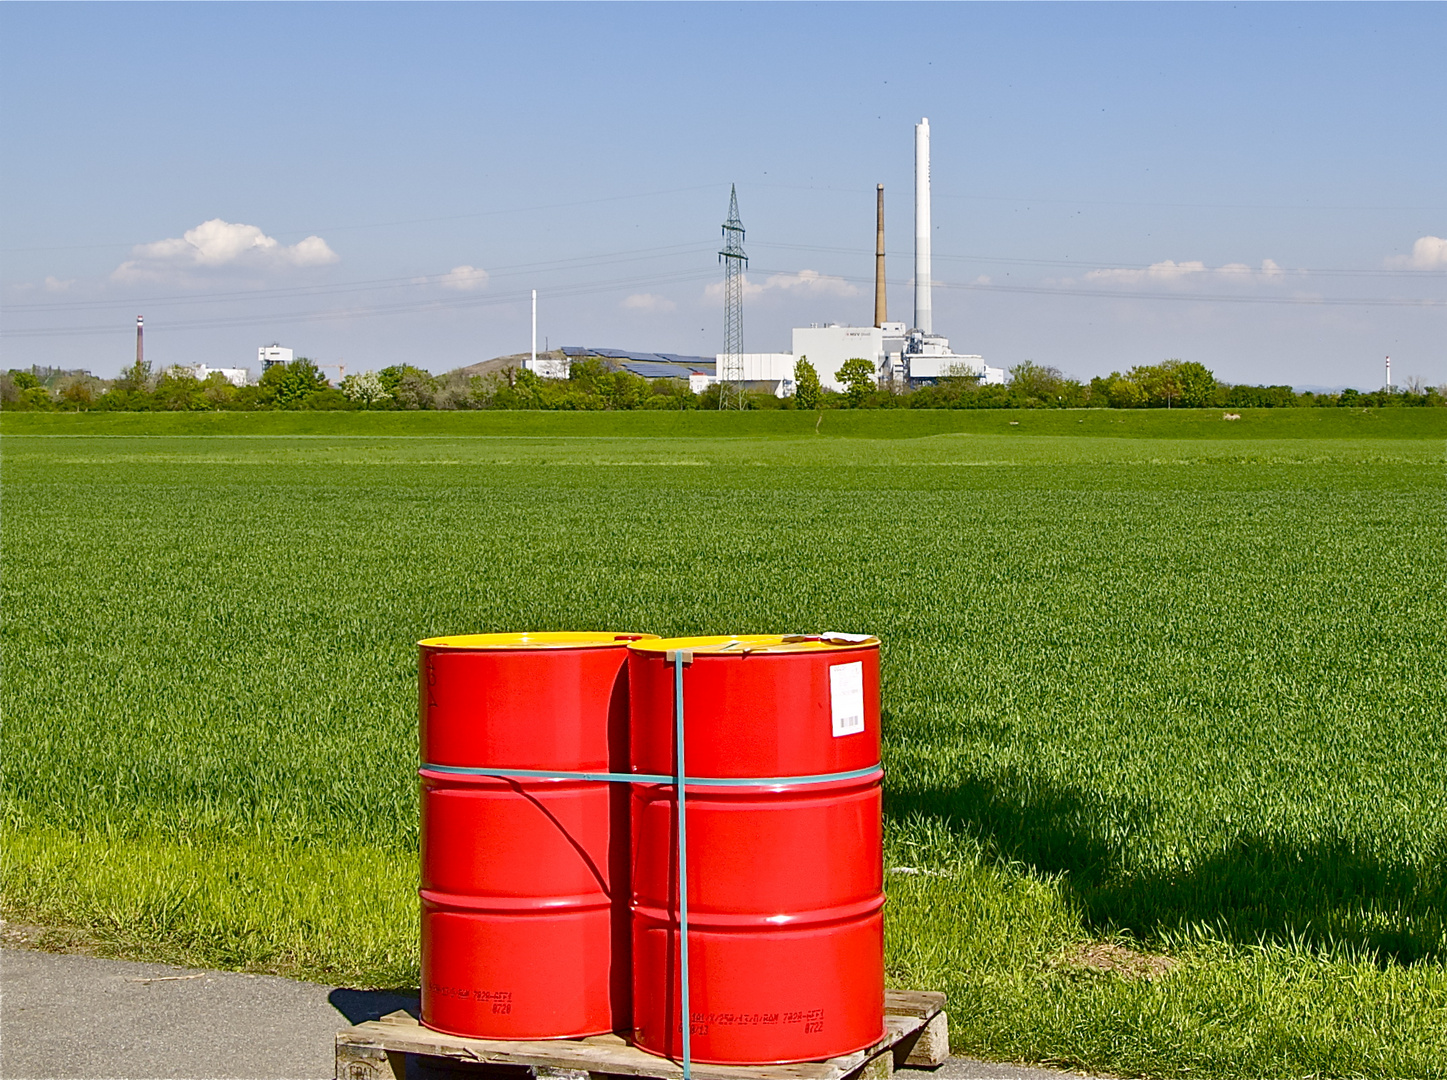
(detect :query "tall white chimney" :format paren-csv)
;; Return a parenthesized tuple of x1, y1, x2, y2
(914, 118, 932, 334)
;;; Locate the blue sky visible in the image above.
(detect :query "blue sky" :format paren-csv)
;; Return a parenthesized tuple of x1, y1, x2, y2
(3, 2, 1443, 387)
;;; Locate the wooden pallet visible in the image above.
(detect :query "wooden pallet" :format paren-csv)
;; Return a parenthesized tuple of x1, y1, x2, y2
(337, 990, 948, 1080)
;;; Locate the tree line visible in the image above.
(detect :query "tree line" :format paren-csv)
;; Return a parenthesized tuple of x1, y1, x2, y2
(3, 355, 1442, 412)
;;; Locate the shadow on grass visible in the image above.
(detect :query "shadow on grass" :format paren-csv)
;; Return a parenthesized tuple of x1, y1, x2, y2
(885, 772, 1447, 965)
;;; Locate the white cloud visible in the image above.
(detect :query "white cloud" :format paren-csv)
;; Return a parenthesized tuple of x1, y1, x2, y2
(111, 219, 338, 282)
(410, 265, 489, 291)
(1083, 260, 1207, 284)
(622, 292, 676, 312)
(705, 275, 761, 301)
(44, 276, 74, 291)
(1081, 258, 1285, 286)
(705, 268, 858, 301)
(1390, 235, 1447, 269)
(436, 265, 489, 291)
(761, 268, 860, 297)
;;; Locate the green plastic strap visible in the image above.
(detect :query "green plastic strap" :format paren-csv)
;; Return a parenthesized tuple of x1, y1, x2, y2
(418, 763, 883, 786)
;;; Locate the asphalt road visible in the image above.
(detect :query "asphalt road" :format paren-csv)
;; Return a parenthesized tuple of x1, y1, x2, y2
(1, 947, 1083, 1080)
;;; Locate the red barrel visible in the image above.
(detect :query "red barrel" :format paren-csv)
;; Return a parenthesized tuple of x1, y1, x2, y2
(627, 635, 885, 1065)
(418, 632, 652, 1040)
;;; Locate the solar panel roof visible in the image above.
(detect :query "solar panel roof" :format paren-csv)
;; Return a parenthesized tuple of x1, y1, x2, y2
(559, 347, 715, 376)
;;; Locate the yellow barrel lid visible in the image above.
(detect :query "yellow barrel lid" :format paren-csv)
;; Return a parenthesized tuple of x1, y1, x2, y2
(420, 631, 657, 650)
(628, 633, 878, 655)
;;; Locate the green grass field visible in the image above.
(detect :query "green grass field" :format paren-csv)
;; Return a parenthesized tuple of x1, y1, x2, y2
(3, 409, 1445, 1077)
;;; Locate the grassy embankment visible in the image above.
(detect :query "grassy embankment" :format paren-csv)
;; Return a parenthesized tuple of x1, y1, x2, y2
(2, 409, 1445, 1077)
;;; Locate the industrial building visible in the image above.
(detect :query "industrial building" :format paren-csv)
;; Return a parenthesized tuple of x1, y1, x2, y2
(561, 348, 716, 393)
(710, 353, 797, 397)
(189, 365, 251, 387)
(718, 119, 1002, 391)
(258, 345, 293, 371)
(561, 347, 811, 398)
(791, 119, 1004, 389)
(564, 118, 1005, 397)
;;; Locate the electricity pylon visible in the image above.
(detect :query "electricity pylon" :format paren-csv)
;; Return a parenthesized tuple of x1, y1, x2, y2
(718, 185, 747, 410)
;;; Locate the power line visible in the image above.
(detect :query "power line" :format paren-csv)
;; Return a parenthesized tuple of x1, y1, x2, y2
(9, 237, 1434, 321)
(752, 241, 1447, 278)
(6, 253, 1442, 341)
(748, 180, 1447, 213)
(1, 268, 720, 339)
(745, 265, 1447, 308)
(0, 185, 728, 254)
(3, 243, 715, 312)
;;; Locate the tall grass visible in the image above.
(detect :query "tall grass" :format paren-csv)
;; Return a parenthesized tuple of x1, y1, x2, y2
(2, 412, 1444, 1077)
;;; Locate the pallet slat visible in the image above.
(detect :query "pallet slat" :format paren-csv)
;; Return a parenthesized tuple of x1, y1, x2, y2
(337, 992, 947, 1080)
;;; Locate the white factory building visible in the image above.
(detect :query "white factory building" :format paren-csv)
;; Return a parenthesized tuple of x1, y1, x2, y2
(188, 365, 252, 387)
(713, 328, 1005, 398)
(711, 117, 1005, 394)
(258, 345, 293, 371)
(570, 117, 1005, 397)
(711, 327, 1002, 396)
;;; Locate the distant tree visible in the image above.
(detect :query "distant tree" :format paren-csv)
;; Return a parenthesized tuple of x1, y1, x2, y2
(112, 359, 153, 394)
(394, 371, 437, 409)
(466, 373, 503, 408)
(1125, 359, 1216, 408)
(835, 358, 876, 407)
(504, 367, 546, 408)
(200, 372, 239, 408)
(1008, 361, 1069, 406)
(377, 364, 437, 409)
(1129, 362, 1182, 407)
(152, 367, 208, 411)
(794, 356, 822, 410)
(644, 377, 696, 410)
(299, 387, 353, 410)
(1086, 374, 1112, 407)
(1098, 371, 1146, 408)
(340, 370, 392, 407)
(21, 386, 52, 409)
(1171, 361, 1218, 407)
(1221, 383, 1298, 408)
(694, 380, 726, 410)
(58, 375, 100, 409)
(262, 358, 329, 408)
(1, 371, 34, 408)
(1, 371, 53, 410)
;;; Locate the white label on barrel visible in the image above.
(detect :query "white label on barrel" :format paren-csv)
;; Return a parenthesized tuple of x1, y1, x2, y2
(830, 662, 865, 737)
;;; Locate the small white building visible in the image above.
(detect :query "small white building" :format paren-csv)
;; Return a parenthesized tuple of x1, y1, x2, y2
(190, 365, 252, 387)
(258, 345, 293, 371)
(525, 356, 571, 379)
(711, 353, 797, 397)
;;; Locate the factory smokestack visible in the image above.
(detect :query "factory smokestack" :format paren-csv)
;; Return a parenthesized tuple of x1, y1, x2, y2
(914, 118, 932, 334)
(135, 315, 144, 368)
(874, 185, 887, 327)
